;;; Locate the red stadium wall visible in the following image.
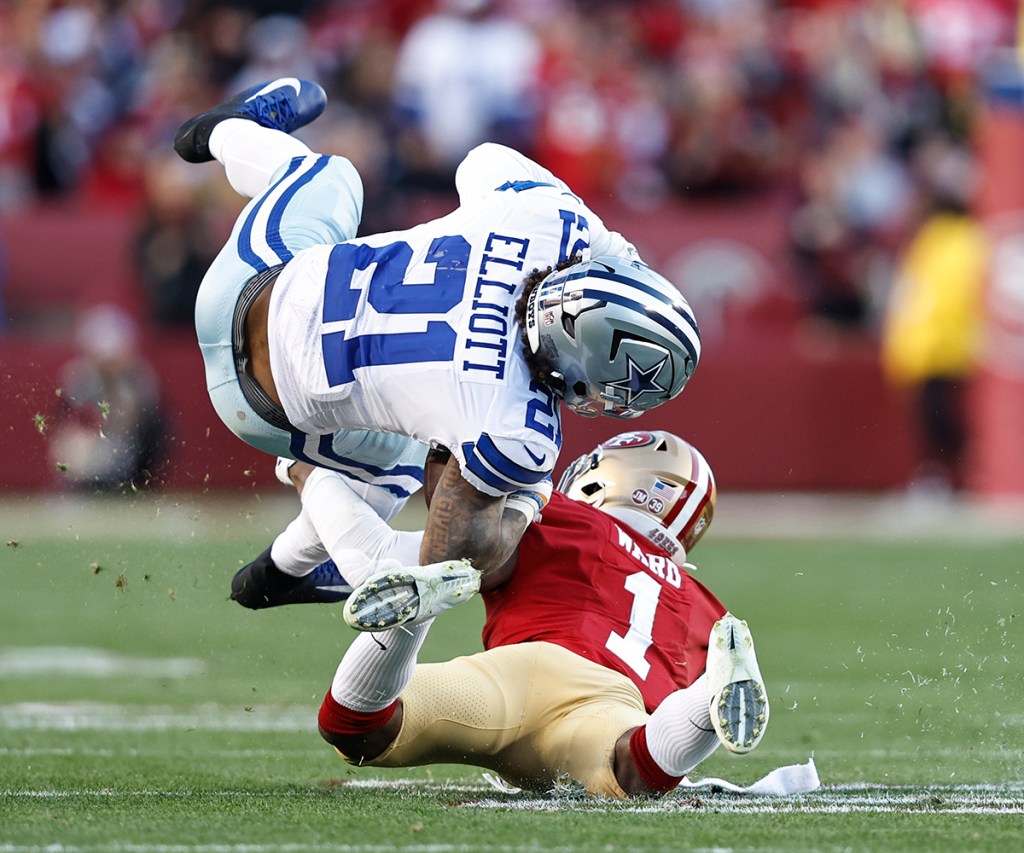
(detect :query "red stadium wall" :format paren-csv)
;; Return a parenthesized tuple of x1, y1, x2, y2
(0, 198, 918, 494)
(0, 335, 273, 493)
(0, 324, 917, 494)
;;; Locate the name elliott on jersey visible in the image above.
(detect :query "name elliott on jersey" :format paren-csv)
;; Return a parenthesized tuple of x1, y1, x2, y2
(459, 231, 532, 382)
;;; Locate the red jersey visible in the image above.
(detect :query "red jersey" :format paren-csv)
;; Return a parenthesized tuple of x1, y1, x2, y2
(482, 492, 727, 711)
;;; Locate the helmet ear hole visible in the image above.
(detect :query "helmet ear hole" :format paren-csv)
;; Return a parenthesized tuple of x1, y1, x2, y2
(562, 315, 576, 338)
(579, 482, 603, 497)
(572, 381, 588, 397)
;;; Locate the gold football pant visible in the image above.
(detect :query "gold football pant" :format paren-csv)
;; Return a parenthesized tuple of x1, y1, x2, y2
(358, 641, 649, 799)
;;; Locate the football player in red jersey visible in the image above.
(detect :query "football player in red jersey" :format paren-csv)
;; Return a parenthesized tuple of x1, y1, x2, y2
(307, 430, 769, 798)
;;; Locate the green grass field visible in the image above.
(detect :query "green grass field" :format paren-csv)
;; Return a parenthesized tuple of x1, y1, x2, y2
(1, 493, 1022, 852)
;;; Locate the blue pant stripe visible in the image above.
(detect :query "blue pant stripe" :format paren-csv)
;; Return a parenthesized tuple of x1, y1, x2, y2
(237, 158, 303, 272)
(317, 434, 424, 482)
(265, 155, 331, 264)
(287, 433, 421, 498)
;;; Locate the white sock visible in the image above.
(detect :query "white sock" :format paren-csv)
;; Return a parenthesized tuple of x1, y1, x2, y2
(330, 619, 434, 712)
(208, 118, 313, 198)
(269, 508, 329, 577)
(301, 468, 423, 583)
(644, 675, 721, 776)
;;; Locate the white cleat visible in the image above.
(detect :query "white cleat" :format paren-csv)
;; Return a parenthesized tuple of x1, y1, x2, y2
(706, 613, 769, 754)
(342, 559, 480, 631)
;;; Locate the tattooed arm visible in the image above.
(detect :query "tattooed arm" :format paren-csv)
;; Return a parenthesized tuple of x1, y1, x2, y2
(420, 453, 524, 591)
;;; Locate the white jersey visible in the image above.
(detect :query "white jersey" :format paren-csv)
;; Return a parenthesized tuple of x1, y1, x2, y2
(268, 144, 639, 496)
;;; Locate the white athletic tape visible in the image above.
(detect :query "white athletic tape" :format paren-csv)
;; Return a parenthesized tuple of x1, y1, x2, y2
(677, 756, 820, 795)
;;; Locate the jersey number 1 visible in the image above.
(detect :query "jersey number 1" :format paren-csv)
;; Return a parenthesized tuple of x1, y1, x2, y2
(605, 571, 662, 680)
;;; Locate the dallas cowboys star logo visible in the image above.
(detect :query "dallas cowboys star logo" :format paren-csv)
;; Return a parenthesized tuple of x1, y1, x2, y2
(606, 355, 669, 405)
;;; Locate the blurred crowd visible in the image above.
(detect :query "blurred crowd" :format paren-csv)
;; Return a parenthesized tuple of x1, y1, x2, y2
(1, 0, 1015, 493)
(46, 302, 163, 491)
(0, 0, 1017, 326)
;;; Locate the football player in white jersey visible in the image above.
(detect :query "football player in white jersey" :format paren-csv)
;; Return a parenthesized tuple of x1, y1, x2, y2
(175, 78, 700, 620)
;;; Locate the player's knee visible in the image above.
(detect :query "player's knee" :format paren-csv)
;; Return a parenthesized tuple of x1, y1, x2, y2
(318, 693, 403, 763)
(318, 724, 350, 751)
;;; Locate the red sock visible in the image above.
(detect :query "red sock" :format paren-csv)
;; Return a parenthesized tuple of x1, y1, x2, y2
(629, 726, 683, 794)
(318, 690, 398, 736)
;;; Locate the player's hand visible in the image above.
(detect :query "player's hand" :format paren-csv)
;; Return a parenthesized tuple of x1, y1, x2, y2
(275, 457, 316, 493)
(275, 456, 296, 486)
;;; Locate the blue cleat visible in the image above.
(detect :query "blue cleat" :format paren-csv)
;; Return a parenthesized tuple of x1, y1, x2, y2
(230, 547, 351, 610)
(174, 77, 327, 163)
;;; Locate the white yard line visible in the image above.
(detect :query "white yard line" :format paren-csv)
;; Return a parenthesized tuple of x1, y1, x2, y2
(4, 781, 1024, 816)
(467, 785, 1024, 814)
(0, 747, 322, 758)
(0, 495, 410, 542)
(0, 846, 584, 853)
(0, 647, 204, 679)
(0, 702, 314, 732)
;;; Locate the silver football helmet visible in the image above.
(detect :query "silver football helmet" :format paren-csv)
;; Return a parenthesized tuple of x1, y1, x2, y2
(524, 256, 700, 418)
(558, 430, 716, 560)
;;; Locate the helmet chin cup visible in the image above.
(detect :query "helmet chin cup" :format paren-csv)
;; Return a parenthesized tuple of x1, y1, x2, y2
(566, 400, 601, 418)
(606, 406, 644, 420)
(566, 397, 642, 419)
(563, 381, 643, 419)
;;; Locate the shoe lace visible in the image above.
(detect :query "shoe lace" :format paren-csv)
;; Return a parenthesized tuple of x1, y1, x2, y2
(310, 559, 343, 586)
(248, 91, 299, 126)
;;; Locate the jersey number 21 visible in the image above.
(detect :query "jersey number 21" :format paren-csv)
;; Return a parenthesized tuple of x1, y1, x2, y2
(321, 236, 470, 386)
